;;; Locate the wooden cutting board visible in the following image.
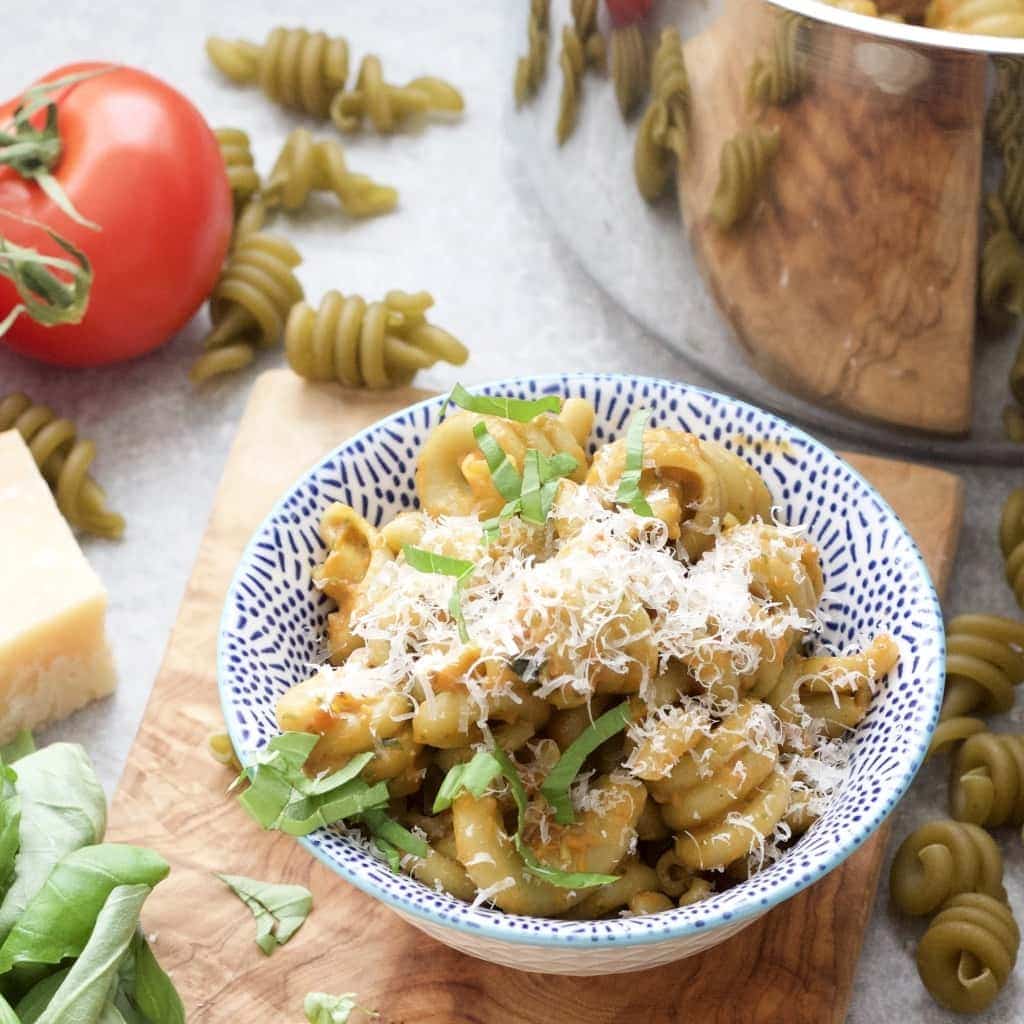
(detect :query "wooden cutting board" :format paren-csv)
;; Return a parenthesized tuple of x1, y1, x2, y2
(108, 369, 963, 1023)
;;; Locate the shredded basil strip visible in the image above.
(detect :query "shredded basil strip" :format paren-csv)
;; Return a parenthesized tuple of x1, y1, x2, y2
(481, 499, 521, 545)
(443, 383, 562, 422)
(433, 749, 617, 889)
(540, 702, 633, 825)
(403, 545, 475, 642)
(235, 737, 387, 836)
(472, 422, 522, 501)
(615, 409, 654, 517)
(362, 810, 429, 860)
(519, 449, 578, 525)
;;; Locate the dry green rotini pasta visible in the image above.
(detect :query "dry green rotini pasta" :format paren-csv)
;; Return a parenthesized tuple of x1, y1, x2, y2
(215, 127, 261, 215)
(998, 150, 1024, 241)
(329, 55, 463, 134)
(0, 392, 124, 539)
(610, 23, 648, 119)
(950, 731, 1024, 828)
(190, 233, 304, 385)
(987, 58, 1024, 156)
(263, 128, 397, 219)
(928, 614, 1024, 759)
(515, 0, 550, 107)
(979, 197, 1024, 328)
(916, 893, 1020, 1013)
(556, 0, 606, 144)
(1005, 404, 1024, 443)
(747, 11, 810, 108)
(890, 820, 1005, 917)
(1001, 489, 1024, 607)
(205, 27, 349, 117)
(709, 125, 781, 230)
(633, 27, 690, 201)
(284, 289, 468, 389)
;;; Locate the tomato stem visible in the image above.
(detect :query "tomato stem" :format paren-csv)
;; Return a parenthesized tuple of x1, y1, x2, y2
(0, 212, 92, 337)
(0, 68, 113, 230)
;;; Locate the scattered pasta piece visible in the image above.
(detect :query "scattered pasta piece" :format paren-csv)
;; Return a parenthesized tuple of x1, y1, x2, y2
(747, 11, 810, 108)
(0, 392, 124, 539)
(610, 23, 648, 119)
(634, 27, 690, 201)
(206, 27, 349, 117)
(556, 0, 606, 144)
(329, 55, 463, 134)
(917, 893, 1020, 1013)
(890, 819, 1005, 916)
(285, 289, 468, 389)
(515, 0, 550, 107)
(189, 233, 304, 385)
(709, 125, 781, 231)
(215, 127, 261, 216)
(979, 197, 1024, 329)
(949, 732, 1024, 827)
(1001, 490, 1024, 608)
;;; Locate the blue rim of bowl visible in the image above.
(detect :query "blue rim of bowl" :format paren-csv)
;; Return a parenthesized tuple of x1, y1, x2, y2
(218, 371, 945, 949)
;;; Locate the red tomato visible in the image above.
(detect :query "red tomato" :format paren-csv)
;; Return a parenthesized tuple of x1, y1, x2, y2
(0, 63, 231, 367)
(606, 0, 654, 26)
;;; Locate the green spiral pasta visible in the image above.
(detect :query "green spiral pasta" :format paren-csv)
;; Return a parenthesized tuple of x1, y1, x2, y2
(917, 893, 1020, 1014)
(215, 127, 261, 215)
(263, 128, 397, 219)
(206, 27, 349, 118)
(1005, 404, 1024, 443)
(515, 0, 550, 107)
(709, 125, 781, 230)
(285, 289, 468, 389)
(927, 614, 1024, 759)
(987, 58, 1024, 156)
(633, 27, 690, 201)
(747, 12, 810, 107)
(0, 393, 124, 539)
(610, 24, 648, 119)
(329, 55, 464, 134)
(950, 731, 1024, 828)
(190, 233, 304, 385)
(979, 197, 1024, 328)
(556, 0, 606, 145)
(890, 820, 1005, 917)
(1000, 489, 1024, 607)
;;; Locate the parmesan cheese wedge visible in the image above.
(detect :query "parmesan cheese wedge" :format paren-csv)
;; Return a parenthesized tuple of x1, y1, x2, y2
(0, 430, 116, 742)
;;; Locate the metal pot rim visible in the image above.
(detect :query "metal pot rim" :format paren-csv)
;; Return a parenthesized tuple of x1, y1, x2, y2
(771, 0, 1024, 55)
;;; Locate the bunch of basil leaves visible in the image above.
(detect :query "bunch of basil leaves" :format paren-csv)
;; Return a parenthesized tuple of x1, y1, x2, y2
(0, 735, 183, 1023)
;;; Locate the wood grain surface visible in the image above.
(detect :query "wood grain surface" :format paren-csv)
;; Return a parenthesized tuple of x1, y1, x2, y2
(108, 370, 964, 1022)
(679, 0, 986, 435)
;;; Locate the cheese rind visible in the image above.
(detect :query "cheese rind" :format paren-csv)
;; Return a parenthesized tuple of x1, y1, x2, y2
(0, 430, 116, 742)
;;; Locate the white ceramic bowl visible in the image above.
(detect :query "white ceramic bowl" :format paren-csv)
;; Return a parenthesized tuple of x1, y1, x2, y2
(218, 373, 944, 975)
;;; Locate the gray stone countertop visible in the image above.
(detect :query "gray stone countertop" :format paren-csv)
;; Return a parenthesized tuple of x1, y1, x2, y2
(0, 2, 1020, 1021)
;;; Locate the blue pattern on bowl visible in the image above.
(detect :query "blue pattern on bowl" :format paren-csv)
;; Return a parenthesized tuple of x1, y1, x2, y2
(218, 373, 944, 952)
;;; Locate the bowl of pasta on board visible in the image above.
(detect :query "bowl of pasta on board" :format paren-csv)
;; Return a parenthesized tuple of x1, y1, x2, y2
(218, 373, 945, 975)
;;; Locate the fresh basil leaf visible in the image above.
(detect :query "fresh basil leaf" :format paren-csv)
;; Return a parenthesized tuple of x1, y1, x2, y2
(30, 884, 149, 1024)
(124, 931, 185, 1024)
(444, 384, 561, 422)
(432, 763, 466, 813)
(472, 422, 523, 502)
(0, 993, 18, 1024)
(0, 844, 169, 973)
(0, 768, 19, 900)
(0, 732, 34, 765)
(540, 702, 632, 825)
(218, 874, 312, 956)
(361, 811, 428, 860)
(519, 450, 543, 525)
(402, 546, 475, 643)
(0, 744, 107, 944)
(615, 410, 654, 517)
(14, 967, 67, 1023)
(98, 996, 128, 1024)
(275, 781, 389, 837)
(304, 991, 373, 1023)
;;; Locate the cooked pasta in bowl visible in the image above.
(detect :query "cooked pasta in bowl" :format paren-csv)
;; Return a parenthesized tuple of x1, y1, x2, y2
(218, 373, 945, 974)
